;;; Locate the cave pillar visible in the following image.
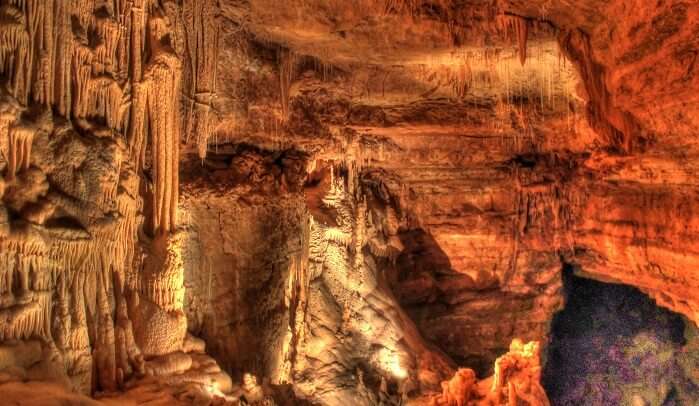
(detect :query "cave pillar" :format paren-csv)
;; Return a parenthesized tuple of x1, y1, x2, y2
(127, 10, 186, 358)
(132, 233, 187, 357)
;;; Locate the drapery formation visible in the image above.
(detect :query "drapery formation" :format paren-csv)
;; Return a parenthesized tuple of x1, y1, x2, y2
(0, 0, 225, 395)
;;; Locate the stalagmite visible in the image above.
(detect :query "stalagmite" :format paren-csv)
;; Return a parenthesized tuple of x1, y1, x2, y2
(93, 269, 117, 392)
(432, 339, 550, 406)
(114, 290, 145, 387)
(491, 340, 549, 406)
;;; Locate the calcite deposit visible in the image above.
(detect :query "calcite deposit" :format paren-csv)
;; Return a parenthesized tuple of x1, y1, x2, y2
(0, 0, 697, 405)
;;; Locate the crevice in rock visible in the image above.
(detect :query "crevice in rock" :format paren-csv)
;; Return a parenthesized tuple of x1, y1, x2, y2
(543, 265, 699, 405)
(558, 29, 648, 154)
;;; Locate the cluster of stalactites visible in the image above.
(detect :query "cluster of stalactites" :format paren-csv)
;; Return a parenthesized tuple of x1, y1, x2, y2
(129, 10, 182, 236)
(0, 0, 132, 127)
(0, 4, 29, 103)
(0, 133, 143, 391)
(279, 48, 299, 121)
(317, 162, 407, 281)
(382, 0, 454, 16)
(496, 14, 530, 66)
(0, 0, 201, 396)
(2, 109, 51, 180)
(0, 0, 225, 235)
(0, 237, 53, 342)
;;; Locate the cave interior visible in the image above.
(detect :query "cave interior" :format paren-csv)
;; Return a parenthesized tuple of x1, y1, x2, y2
(0, 0, 698, 405)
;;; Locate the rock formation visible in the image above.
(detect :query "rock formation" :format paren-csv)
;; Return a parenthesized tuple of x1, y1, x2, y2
(428, 338, 549, 406)
(0, 0, 697, 405)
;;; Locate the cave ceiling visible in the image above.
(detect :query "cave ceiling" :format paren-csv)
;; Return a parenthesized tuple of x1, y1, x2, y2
(213, 0, 699, 325)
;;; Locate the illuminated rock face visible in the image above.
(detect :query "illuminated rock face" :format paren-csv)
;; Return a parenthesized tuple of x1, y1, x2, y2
(0, 0, 698, 405)
(178, 147, 309, 381)
(430, 338, 550, 406)
(0, 1, 230, 404)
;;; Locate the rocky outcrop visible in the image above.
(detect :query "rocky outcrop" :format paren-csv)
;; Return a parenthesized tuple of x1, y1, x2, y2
(426, 338, 550, 406)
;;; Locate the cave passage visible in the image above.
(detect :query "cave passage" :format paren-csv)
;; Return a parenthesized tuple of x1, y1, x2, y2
(543, 268, 699, 405)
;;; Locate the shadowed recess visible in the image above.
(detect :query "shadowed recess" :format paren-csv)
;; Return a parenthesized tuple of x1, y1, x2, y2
(543, 268, 699, 405)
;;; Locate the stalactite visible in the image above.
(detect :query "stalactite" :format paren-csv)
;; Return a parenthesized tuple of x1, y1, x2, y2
(280, 212, 312, 384)
(114, 284, 144, 386)
(125, 9, 182, 235)
(140, 265, 185, 313)
(0, 295, 51, 341)
(6, 124, 34, 179)
(128, 81, 147, 171)
(324, 227, 352, 247)
(0, 5, 30, 104)
(30, 0, 55, 107)
(279, 48, 298, 120)
(130, 0, 146, 82)
(62, 268, 92, 394)
(140, 233, 185, 313)
(87, 75, 127, 131)
(53, 273, 72, 350)
(93, 17, 122, 75)
(52, 0, 73, 116)
(497, 15, 530, 66)
(127, 13, 182, 235)
(353, 196, 367, 270)
(182, 0, 220, 159)
(452, 63, 472, 99)
(72, 42, 94, 120)
(0, 233, 52, 342)
(147, 56, 181, 235)
(0, 97, 20, 170)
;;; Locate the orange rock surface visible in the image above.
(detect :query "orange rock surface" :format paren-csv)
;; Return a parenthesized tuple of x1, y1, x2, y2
(428, 339, 549, 406)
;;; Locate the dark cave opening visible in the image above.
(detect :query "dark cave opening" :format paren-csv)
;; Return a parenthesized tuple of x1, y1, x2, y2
(543, 267, 699, 405)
